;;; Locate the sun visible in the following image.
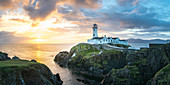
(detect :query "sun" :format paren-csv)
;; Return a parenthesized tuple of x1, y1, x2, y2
(34, 39, 44, 42)
(31, 39, 46, 44)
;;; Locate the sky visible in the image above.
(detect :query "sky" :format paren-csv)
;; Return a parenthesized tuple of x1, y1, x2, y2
(0, 0, 170, 44)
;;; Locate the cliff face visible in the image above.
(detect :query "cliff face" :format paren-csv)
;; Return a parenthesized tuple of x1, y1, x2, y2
(102, 43, 170, 85)
(54, 51, 70, 67)
(0, 59, 63, 85)
(54, 43, 170, 85)
(64, 43, 127, 83)
(0, 52, 10, 61)
(146, 63, 170, 85)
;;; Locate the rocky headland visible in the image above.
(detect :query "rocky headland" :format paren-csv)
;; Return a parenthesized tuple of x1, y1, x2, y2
(54, 43, 170, 85)
(0, 52, 63, 85)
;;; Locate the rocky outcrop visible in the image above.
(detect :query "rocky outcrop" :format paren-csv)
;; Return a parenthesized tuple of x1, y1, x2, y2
(65, 43, 127, 84)
(12, 56, 20, 59)
(54, 51, 70, 67)
(146, 64, 170, 85)
(54, 43, 170, 85)
(0, 51, 10, 61)
(101, 43, 170, 85)
(101, 65, 142, 85)
(0, 59, 63, 85)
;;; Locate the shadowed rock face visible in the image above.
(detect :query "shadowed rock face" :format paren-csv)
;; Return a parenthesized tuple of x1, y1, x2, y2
(65, 43, 128, 84)
(102, 43, 170, 85)
(0, 52, 10, 61)
(146, 64, 170, 85)
(1, 64, 62, 85)
(54, 51, 70, 67)
(53, 43, 170, 85)
(0, 56, 63, 85)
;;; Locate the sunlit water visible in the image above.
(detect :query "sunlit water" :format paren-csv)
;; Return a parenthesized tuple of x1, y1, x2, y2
(0, 43, 149, 85)
(0, 44, 85, 85)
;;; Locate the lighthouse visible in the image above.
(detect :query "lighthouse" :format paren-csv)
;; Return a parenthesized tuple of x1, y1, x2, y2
(88, 24, 128, 45)
(92, 24, 98, 38)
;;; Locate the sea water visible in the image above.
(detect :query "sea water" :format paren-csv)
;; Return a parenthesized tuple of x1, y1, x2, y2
(0, 44, 84, 85)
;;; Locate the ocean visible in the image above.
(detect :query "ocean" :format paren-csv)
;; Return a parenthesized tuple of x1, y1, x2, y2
(0, 43, 149, 85)
(0, 44, 85, 85)
(128, 43, 149, 49)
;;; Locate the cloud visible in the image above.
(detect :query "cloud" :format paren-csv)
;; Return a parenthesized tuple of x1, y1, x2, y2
(102, 12, 170, 29)
(116, 0, 139, 6)
(55, 0, 170, 36)
(94, 1, 170, 33)
(55, 0, 102, 24)
(0, 31, 32, 44)
(31, 22, 39, 27)
(58, 0, 102, 9)
(0, 0, 16, 9)
(132, 32, 170, 39)
(0, 0, 170, 41)
(138, 27, 170, 32)
(0, 0, 25, 10)
(48, 27, 72, 33)
(57, 5, 72, 14)
(107, 31, 170, 39)
(9, 18, 30, 23)
(24, 0, 57, 21)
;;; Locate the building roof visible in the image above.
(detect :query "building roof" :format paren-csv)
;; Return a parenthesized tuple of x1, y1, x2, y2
(112, 37, 119, 39)
(92, 37, 127, 41)
(120, 40, 127, 41)
(92, 37, 103, 39)
(108, 37, 111, 39)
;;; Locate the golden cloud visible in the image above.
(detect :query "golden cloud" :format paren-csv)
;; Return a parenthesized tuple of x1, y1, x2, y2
(9, 18, 30, 23)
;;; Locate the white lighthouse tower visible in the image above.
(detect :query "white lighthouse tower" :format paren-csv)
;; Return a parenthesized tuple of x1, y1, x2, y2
(92, 24, 98, 38)
(87, 24, 128, 45)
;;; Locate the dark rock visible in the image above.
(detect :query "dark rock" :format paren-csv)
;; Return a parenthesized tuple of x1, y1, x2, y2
(68, 49, 127, 76)
(101, 65, 142, 85)
(0, 59, 63, 85)
(67, 43, 127, 84)
(31, 59, 37, 62)
(76, 78, 100, 85)
(54, 51, 70, 67)
(12, 56, 20, 59)
(146, 64, 170, 85)
(0, 52, 11, 61)
(55, 73, 63, 84)
(101, 43, 170, 85)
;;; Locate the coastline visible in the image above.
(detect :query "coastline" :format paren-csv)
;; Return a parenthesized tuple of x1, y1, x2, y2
(0, 43, 170, 85)
(54, 43, 170, 85)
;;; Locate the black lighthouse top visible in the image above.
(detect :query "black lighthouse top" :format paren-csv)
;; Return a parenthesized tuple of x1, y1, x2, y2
(93, 24, 97, 27)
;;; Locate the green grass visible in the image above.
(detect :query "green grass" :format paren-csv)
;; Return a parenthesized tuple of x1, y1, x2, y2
(0, 59, 40, 72)
(77, 49, 100, 58)
(103, 60, 107, 64)
(102, 49, 121, 55)
(135, 58, 147, 65)
(155, 64, 170, 77)
(111, 65, 140, 79)
(154, 64, 170, 84)
(70, 43, 97, 53)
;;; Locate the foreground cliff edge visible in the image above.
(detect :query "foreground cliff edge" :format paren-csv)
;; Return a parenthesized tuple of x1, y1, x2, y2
(0, 52, 63, 85)
(54, 43, 170, 85)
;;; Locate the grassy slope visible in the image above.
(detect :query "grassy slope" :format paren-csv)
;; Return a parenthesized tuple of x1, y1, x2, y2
(71, 43, 100, 58)
(70, 43, 123, 69)
(71, 43, 121, 59)
(154, 64, 170, 84)
(0, 59, 40, 72)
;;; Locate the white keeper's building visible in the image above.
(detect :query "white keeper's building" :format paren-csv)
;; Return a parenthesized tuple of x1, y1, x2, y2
(87, 24, 128, 45)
